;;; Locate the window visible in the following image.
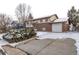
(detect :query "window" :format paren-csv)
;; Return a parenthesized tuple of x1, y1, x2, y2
(48, 19, 50, 22)
(43, 19, 45, 22)
(42, 28, 46, 31)
(38, 20, 40, 23)
(34, 29, 37, 32)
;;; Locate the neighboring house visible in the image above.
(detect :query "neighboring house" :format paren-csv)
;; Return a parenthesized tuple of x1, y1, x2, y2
(32, 14, 69, 32)
(11, 21, 19, 29)
(10, 21, 24, 29)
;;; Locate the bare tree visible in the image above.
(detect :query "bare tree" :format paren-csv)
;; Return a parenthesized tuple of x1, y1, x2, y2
(15, 3, 36, 39)
(0, 14, 12, 33)
(15, 3, 31, 27)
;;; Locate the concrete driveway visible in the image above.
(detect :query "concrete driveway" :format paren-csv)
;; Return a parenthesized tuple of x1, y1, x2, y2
(37, 31, 79, 55)
(16, 38, 76, 55)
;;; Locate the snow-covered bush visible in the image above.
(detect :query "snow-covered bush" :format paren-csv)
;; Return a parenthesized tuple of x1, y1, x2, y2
(3, 28, 36, 43)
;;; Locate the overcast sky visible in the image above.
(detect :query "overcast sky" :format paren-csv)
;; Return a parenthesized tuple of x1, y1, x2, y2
(0, 0, 79, 20)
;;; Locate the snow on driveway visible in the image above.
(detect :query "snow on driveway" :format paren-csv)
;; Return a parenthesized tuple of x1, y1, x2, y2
(37, 31, 79, 55)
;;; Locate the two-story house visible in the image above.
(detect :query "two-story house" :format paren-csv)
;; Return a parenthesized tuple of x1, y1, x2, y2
(32, 14, 69, 32)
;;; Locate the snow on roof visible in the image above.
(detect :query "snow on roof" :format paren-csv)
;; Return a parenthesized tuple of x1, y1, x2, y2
(54, 18, 68, 23)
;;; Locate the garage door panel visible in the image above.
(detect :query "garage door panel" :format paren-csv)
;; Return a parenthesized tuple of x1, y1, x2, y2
(52, 23, 62, 32)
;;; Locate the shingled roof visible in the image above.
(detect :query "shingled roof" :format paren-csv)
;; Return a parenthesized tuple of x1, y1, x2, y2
(33, 14, 58, 21)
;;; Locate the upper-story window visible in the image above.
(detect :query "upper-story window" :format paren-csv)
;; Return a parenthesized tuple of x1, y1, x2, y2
(48, 19, 50, 22)
(38, 20, 40, 23)
(45, 19, 48, 22)
(43, 19, 46, 22)
(50, 16, 57, 21)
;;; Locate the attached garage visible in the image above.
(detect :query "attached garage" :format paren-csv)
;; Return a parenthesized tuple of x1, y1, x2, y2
(52, 23, 62, 32)
(52, 18, 69, 32)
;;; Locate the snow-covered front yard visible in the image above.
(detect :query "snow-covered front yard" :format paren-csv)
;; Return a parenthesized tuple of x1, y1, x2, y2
(37, 31, 79, 55)
(0, 32, 79, 55)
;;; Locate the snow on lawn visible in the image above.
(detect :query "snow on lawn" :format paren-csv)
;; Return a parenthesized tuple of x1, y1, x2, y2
(37, 31, 79, 55)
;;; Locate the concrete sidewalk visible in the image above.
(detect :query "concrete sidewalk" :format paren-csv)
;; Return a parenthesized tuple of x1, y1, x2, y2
(2, 45, 27, 55)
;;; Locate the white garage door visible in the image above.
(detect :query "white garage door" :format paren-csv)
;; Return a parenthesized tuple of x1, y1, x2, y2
(52, 23, 62, 32)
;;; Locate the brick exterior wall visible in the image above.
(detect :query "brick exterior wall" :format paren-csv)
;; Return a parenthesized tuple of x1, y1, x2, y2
(62, 22, 69, 32)
(33, 22, 69, 32)
(33, 23, 52, 32)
